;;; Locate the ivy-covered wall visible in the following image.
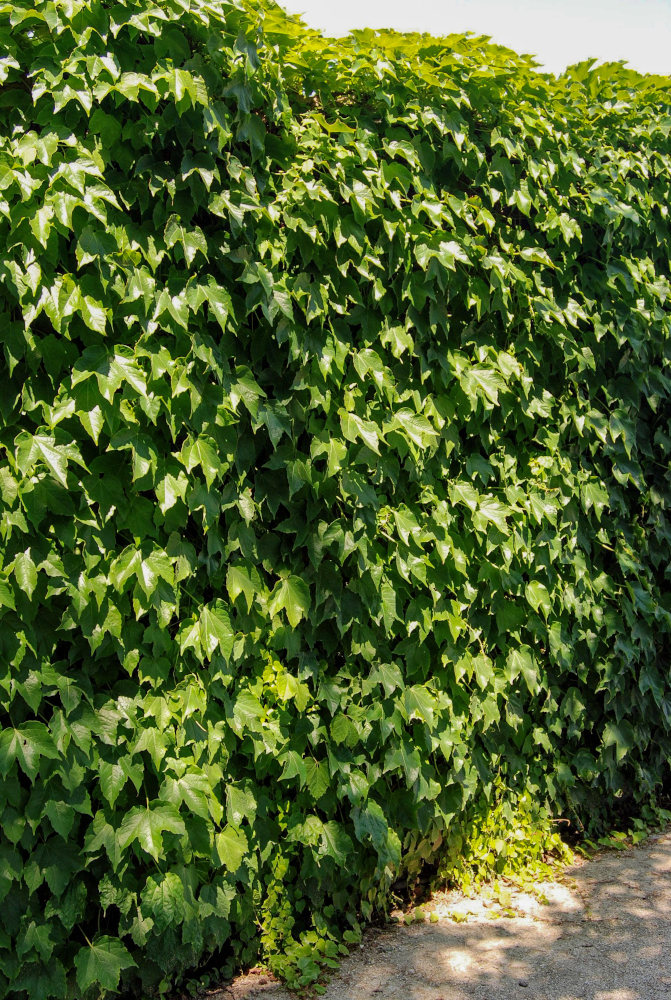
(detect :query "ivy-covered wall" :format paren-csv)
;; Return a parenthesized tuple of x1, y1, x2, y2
(1, 0, 670, 996)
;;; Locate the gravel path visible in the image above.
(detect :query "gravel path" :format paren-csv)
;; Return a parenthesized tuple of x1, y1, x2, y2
(210, 828, 671, 1000)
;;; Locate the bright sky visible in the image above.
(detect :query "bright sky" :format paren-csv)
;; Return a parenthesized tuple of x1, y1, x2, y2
(280, 0, 671, 76)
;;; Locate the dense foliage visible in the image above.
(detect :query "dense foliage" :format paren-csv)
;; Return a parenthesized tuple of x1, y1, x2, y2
(1, 0, 670, 995)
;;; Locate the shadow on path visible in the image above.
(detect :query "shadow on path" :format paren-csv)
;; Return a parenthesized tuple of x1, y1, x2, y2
(217, 829, 671, 1000)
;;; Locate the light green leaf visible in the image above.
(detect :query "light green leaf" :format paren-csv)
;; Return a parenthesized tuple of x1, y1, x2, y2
(305, 759, 330, 800)
(78, 404, 105, 445)
(205, 276, 232, 330)
(450, 481, 479, 511)
(133, 727, 168, 770)
(80, 295, 108, 334)
(230, 690, 264, 735)
(581, 480, 609, 521)
(460, 366, 507, 407)
(0, 580, 16, 611)
(16, 433, 75, 487)
(14, 549, 37, 599)
(380, 580, 398, 634)
(391, 408, 439, 448)
(183, 436, 221, 487)
(226, 564, 258, 611)
(312, 113, 356, 134)
(339, 410, 381, 454)
(200, 600, 234, 660)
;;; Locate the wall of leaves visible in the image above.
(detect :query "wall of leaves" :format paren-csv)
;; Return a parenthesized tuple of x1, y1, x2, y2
(1, 0, 670, 996)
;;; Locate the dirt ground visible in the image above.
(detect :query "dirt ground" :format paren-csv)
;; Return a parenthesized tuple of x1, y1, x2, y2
(206, 828, 671, 1000)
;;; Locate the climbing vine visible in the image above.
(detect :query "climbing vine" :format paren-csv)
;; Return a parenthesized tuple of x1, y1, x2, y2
(1, 0, 670, 996)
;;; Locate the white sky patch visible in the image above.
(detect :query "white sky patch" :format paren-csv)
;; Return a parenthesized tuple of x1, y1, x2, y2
(280, 0, 671, 76)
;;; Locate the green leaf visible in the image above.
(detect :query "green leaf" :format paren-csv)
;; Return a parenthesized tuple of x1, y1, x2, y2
(45, 799, 76, 839)
(495, 600, 525, 633)
(0, 722, 59, 780)
(76, 225, 118, 266)
(460, 366, 507, 407)
(280, 748, 307, 785)
(226, 564, 258, 611)
(603, 721, 636, 763)
(450, 481, 479, 511)
(117, 803, 186, 862)
(99, 761, 128, 809)
(394, 508, 421, 546)
(391, 408, 439, 448)
(215, 825, 248, 871)
(330, 713, 358, 747)
(506, 646, 539, 693)
(14, 549, 37, 599)
(384, 738, 421, 784)
(30, 204, 53, 247)
(75, 936, 136, 994)
(339, 410, 381, 454)
(142, 872, 186, 930)
(380, 580, 398, 634)
(404, 685, 435, 726)
(305, 759, 330, 800)
(371, 662, 404, 696)
(474, 497, 510, 534)
(230, 690, 264, 735)
(165, 215, 209, 267)
(268, 575, 310, 627)
(17, 921, 56, 962)
(80, 295, 108, 333)
(200, 600, 234, 660)
(312, 112, 356, 134)
(134, 726, 168, 770)
(110, 546, 173, 599)
(156, 471, 188, 514)
(3, 10, 671, 996)
(79, 404, 105, 445)
(472, 653, 494, 689)
(319, 821, 353, 863)
(205, 276, 232, 330)
(183, 436, 221, 487)
(581, 480, 609, 521)
(0, 579, 16, 611)
(16, 433, 76, 487)
(89, 107, 123, 146)
(226, 784, 257, 825)
(525, 581, 552, 618)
